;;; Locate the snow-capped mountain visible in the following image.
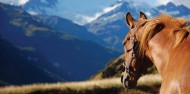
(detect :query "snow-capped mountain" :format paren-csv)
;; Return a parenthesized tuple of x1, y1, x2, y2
(22, 0, 58, 15)
(157, 2, 190, 20)
(85, 1, 190, 52)
(85, 1, 159, 52)
(0, 3, 120, 83)
(1, 0, 190, 84)
(21, 0, 114, 25)
(99, 1, 158, 19)
(35, 15, 107, 45)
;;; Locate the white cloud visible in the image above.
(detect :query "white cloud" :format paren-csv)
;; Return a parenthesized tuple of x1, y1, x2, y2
(171, 0, 190, 8)
(28, 11, 38, 15)
(102, 3, 122, 13)
(18, 0, 29, 5)
(76, 13, 101, 24)
(157, 0, 171, 5)
(138, 0, 190, 8)
(182, 15, 190, 21)
(156, 0, 190, 8)
(0, 0, 29, 5)
(145, 12, 152, 17)
(75, 3, 122, 25)
(159, 9, 180, 15)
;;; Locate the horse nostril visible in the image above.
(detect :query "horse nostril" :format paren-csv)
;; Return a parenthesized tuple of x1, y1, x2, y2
(126, 76, 130, 81)
(123, 75, 130, 89)
(121, 75, 124, 83)
(121, 73, 130, 83)
(122, 67, 125, 72)
(123, 75, 130, 83)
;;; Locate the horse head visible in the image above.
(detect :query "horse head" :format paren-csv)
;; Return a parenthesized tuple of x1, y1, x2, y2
(121, 12, 153, 89)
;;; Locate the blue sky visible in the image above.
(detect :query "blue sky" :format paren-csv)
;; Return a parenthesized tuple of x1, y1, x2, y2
(0, 0, 189, 8)
(1, 0, 190, 13)
(1, 0, 190, 14)
(1, 0, 190, 24)
(1, 0, 190, 9)
(62, 0, 190, 8)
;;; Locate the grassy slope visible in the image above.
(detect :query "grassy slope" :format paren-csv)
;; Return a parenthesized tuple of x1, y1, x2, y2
(91, 54, 125, 80)
(0, 74, 161, 94)
(91, 54, 158, 80)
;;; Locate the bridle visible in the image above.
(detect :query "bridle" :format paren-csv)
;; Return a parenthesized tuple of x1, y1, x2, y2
(123, 34, 144, 77)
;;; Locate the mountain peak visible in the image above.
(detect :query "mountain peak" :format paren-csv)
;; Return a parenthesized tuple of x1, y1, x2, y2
(22, 0, 58, 14)
(116, 1, 128, 11)
(85, 0, 158, 52)
(178, 4, 189, 10)
(157, 1, 190, 17)
(166, 2, 176, 7)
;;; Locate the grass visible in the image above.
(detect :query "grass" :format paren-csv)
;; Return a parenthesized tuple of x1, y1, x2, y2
(0, 74, 161, 94)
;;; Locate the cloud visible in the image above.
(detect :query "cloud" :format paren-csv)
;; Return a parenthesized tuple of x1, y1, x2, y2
(102, 3, 122, 13)
(171, 0, 190, 8)
(0, 0, 29, 5)
(157, 0, 171, 5)
(75, 3, 122, 24)
(28, 11, 38, 15)
(18, 0, 29, 5)
(137, 0, 190, 8)
(156, 0, 190, 8)
(76, 13, 102, 24)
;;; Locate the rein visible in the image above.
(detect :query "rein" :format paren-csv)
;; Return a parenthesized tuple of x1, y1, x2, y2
(123, 34, 144, 77)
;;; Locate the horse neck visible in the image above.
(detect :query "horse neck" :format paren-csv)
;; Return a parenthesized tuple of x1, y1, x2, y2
(145, 29, 172, 77)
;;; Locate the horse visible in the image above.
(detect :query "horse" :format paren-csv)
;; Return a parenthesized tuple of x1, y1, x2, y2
(121, 12, 190, 94)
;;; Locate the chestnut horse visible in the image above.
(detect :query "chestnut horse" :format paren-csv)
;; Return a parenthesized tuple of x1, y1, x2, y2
(121, 12, 190, 94)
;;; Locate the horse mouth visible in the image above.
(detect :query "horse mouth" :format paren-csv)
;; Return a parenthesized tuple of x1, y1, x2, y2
(121, 74, 137, 89)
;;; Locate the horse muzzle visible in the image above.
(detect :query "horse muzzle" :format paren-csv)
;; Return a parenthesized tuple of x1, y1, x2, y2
(121, 72, 137, 89)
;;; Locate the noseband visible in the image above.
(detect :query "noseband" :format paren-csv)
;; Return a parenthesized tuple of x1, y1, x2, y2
(123, 34, 144, 77)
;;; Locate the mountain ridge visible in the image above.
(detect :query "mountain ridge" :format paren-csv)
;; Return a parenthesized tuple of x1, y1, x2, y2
(85, 1, 190, 52)
(0, 36, 60, 85)
(157, 1, 190, 17)
(35, 15, 109, 48)
(0, 2, 120, 85)
(85, 1, 159, 52)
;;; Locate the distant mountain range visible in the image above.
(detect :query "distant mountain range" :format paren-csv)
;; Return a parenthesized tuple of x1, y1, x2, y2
(85, 1, 158, 52)
(0, 37, 58, 86)
(21, 0, 114, 25)
(1, 0, 190, 85)
(35, 15, 108, 47)
(22, 0, 57, 15)
(0, 3, 120, 85)
(157, 2, 190, 18)
(20, 0, 190, 52)
(85, 1, 190, 52)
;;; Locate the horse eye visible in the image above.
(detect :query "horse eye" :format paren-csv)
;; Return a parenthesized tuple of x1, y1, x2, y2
(156, 23, 164, 31)
(127, 37, 130, 40)
(122, 37, 130, 45)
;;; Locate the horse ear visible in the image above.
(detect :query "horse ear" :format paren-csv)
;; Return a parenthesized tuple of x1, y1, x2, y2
(140, 12, 147, 19)
(126, 12, 135, 29)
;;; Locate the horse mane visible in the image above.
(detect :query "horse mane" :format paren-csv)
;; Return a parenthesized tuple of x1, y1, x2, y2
(139, 14, 189, 55)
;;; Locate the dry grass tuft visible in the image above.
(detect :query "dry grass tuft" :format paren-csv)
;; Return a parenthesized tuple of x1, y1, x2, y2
(0, 74, 161, 94)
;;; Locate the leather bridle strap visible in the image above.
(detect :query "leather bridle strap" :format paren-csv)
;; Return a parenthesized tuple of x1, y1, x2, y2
(124, 34, 143, 77)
